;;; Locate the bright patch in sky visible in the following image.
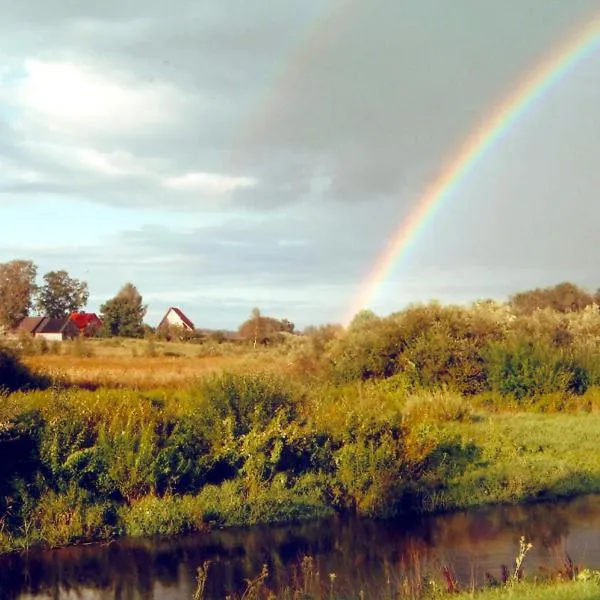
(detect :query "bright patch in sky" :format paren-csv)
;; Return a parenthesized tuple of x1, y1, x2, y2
(13, 60, 183, 130)
(164, 172, 258, 193)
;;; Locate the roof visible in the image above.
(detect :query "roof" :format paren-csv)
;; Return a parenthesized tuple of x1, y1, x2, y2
(69, 312, 102, 330)
(158, 307, 195, 330)
(38, 317, 75, 334)
(16, 316, 46, 334)
(16, 316, 79, 335)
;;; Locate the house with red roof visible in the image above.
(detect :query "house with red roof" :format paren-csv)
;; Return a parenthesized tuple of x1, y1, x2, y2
(69, 312, 103, 337)
(157, 307, 195, 334)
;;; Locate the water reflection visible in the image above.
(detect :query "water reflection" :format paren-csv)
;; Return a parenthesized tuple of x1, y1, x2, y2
(3, 495, 600, 599)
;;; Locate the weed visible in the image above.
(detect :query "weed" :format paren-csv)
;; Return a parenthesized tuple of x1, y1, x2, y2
(193, 561, 211, 600)
(512, 536, 534, 583)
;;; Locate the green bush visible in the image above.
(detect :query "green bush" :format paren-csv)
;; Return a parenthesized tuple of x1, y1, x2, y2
(197, 371, 299, 437)
(484, 338, 590, 399)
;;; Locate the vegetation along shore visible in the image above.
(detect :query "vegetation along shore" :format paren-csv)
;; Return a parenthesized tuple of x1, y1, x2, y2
(3, 282, 600, 561)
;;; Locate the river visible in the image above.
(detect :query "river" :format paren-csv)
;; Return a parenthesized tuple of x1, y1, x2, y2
(3, 495, 600, 599)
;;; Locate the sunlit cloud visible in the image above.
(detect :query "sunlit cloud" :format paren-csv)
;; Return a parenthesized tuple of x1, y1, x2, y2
(11, 59, 186, 132)
(164, 172, 258, 193)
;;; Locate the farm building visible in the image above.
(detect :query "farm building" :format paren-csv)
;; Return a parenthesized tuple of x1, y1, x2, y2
(69, 312, 103, 337)
(157, 307, 195, 332)
(16, 316, 79, 341)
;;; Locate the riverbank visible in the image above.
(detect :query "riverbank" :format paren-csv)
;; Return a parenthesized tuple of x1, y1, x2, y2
(4, 371, 600, 554)
(455, 579, 600, 600)
(5, 495, 600, 600)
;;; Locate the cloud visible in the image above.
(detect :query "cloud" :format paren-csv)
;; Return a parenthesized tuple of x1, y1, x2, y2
(74, 148, 155, 178)
(164, 172, 258, 193)
(9, 59, 187, 133)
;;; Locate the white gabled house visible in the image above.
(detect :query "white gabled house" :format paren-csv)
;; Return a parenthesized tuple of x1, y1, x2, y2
(157, 307, 195, 333)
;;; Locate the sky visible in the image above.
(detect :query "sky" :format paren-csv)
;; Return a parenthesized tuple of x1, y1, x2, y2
(0, 1, 599, 330)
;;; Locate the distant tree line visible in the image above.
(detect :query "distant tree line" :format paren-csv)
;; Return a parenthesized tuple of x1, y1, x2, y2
(0, 259, 147, 338)
(0, 258, 295, 342)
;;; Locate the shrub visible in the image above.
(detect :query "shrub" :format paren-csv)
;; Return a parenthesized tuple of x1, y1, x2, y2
(484, 338, 590, 399)
(197, 372, 299, 437)
(402, 389, 473, 425)
(69, 336, 94, 358)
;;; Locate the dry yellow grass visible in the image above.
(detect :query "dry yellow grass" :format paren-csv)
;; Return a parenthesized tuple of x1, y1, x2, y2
(82, 337, 227, 358)
(23, 351, 297, 389)
(11, 335, 309, 389)
(23, 355, 235, 388)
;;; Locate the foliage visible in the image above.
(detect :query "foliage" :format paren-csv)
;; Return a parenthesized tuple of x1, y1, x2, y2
(0, 259, 37, 329)
(510, 282, 595, 315)
(5, 375, 600, 554)
(330, 298, 600, 399)
(238, 307, 295, 346)
(36, 269, 89, 318)
(484, 338, 589, 399)
(100, 282, 147, 338)
(7, 284, 600, 554)
(121, 494, 205, 537)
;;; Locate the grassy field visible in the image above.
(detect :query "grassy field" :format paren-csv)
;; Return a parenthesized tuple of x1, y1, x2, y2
(19, 337, 301, 388)
(24, 353, 245, 388)
(419, 412, 600, 512)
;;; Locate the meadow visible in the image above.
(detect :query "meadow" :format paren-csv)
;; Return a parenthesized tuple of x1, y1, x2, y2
(19, 336, 281, 388)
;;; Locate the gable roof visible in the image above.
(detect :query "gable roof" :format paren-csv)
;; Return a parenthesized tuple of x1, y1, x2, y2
(16, 316, 79, 335)
(69, 312, 102, 330)
(38, 317, 76, 334)
(158, 307, 195, 330)
(16, 316, 46, 334)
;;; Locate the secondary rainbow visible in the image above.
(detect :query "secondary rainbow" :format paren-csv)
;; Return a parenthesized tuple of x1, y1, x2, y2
(345, 15, 600, 325)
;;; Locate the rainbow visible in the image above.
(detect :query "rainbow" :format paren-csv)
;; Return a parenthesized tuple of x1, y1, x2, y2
(345, 15, 600, 325)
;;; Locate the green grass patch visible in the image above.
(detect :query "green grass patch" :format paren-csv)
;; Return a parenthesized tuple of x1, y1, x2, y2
(452, 578, 600, 600)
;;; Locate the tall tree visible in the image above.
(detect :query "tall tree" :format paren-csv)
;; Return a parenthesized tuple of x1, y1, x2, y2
(36, 270, 89, 318)
(0, 259, 38, 329)
(100, 283, 147, 338)
(238, 308, 294, 347)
